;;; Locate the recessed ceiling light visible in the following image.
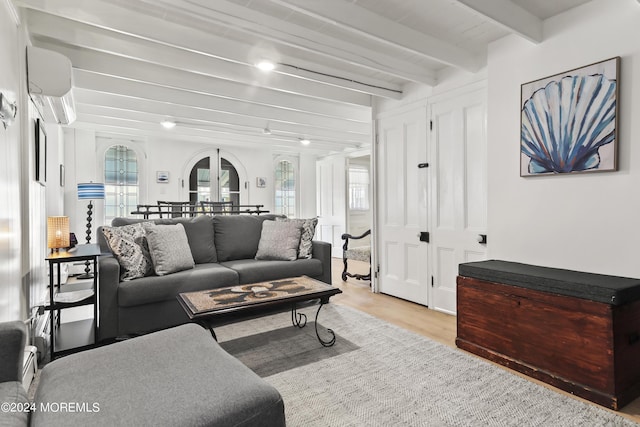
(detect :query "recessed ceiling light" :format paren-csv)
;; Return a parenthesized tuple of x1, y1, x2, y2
(299, 138, 311, 145)
(256, 60, 276, 72)
(161, 120, 176, 129)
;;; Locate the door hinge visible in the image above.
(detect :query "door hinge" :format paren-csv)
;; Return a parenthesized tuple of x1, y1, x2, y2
(429, 120, 433, 131)
(374, 264, 380, 279)
(431, 276, 434, 287)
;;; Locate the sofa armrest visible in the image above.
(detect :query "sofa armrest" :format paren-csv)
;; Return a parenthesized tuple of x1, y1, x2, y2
(311, 240, 332, 284)
(98, 255, 121, 341)
(0, 321, 27, 383)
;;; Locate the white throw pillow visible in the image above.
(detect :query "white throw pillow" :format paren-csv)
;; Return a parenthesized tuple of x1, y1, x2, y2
(143, 223, 195, 275)
(255, 220, 302, 261)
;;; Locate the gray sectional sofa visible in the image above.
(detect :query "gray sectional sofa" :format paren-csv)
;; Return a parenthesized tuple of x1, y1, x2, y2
(0, 320, 285, 427)
(97, 214, 332, 341)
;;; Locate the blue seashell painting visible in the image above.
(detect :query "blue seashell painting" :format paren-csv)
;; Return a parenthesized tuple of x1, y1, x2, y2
(520, 57, 619, 176)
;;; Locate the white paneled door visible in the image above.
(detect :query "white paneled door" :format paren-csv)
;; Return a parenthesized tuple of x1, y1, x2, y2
(376, 108, 429, 305)
(428, 88, 488, 315)
(316, 156, 347, 258)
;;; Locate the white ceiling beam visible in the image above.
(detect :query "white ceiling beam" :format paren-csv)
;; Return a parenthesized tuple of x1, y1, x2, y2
(454, 0, 543, 43)
(26, 10, 372, 106)
(70, 70, 372, 135)
(73, 114, 359, 152)
(267, 0, 482, 72)
(110, 0, 437, 86)
(34, 39, 371, 123)
(75, 98, 370, 145)
(18, 0, 420, 92)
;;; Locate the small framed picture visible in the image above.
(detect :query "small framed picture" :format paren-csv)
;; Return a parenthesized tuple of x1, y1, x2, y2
(256, 177, 266, 188)
(156, 171, 170, 183)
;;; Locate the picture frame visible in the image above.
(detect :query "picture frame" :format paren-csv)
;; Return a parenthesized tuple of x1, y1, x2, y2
(256, 177, 266, 188)
(520, 57, 620, 176)
(35, 118, 46, 185)
(156, 171, 169, 183)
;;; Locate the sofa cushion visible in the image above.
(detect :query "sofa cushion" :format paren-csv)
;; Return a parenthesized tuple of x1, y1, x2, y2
(118, 263, 239, 307)
(31, 324, 285, 427)
(276, 217, 318, 259)
(255, 220, 301, 261)
(101, 223, 153, 281)
(0, 382, 29, 427)
(112, 216, 217, 264)
(213, 215, 276, 261)
(221, 258, 324, 284)
(143, 223, 195, 275)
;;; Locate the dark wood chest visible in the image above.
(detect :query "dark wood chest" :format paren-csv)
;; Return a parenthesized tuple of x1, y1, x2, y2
(456, 260, 640, 410)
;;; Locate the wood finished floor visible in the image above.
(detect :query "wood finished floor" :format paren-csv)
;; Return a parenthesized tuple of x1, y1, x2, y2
(330, 258, 640, 423)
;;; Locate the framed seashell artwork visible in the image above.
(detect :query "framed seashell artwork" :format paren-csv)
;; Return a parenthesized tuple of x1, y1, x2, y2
(520, 57, 620, 176)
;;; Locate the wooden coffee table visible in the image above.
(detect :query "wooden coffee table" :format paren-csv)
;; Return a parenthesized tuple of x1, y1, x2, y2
(178, 276, 342, 347)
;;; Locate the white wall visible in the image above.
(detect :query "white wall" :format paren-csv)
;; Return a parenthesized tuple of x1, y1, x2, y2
(0, 0, 25, 322)
(64, 135, 319, 226)
(487, 0, 640, 277)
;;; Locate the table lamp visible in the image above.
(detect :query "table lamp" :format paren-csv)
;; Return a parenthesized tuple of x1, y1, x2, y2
(77, 182, 105, 278)
(47, 216, 70, 253)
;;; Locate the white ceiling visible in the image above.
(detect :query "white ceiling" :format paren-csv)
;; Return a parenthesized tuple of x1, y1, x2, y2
(15, 0, 593, 155)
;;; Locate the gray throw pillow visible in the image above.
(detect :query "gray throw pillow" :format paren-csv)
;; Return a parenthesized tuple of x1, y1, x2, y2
(255, 220, 302, 261)
(101, 223, 153, 281)
(213, 215, 276, 261)
(276, 217, 318, 259)
(143, 223, 195, 276)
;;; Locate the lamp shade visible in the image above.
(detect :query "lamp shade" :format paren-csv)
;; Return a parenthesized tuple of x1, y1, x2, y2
(47, 216, 70, 249)
(77, 182, 105, 200)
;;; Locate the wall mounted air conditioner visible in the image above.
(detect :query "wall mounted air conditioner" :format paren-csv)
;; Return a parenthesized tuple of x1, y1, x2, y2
(27, 46, 77, 125)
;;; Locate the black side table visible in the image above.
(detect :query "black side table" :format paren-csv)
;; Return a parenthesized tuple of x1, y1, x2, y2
(45, 244, 101, 360)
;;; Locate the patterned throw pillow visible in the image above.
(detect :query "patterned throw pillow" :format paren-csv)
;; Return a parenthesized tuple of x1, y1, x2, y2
(255, 220, 302, 261)
(142, 223, 195, 275)
(276, 217, 318, 259)
(101, 223, 153, 281)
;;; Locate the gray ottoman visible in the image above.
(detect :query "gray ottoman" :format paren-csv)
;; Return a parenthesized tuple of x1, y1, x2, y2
(32, 324, 285, 426)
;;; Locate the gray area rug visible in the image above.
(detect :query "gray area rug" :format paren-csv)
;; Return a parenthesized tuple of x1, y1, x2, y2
(220, 323, 359, 377)
(215, 304, 639, 427)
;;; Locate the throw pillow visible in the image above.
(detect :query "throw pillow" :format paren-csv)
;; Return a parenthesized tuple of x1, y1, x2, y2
(101, 223, 153, 281)
(255, 220, 302, 261)
(276, 217, 318, 259)
(142, 223, 195, 276)
(112, 216, 217, 264)
(213, 215, 278, 261)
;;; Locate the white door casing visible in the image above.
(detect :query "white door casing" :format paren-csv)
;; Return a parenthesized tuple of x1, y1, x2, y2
(316, 156, 347, 258)
(376, 107, 429, 305)
(428, 87, 488, 315)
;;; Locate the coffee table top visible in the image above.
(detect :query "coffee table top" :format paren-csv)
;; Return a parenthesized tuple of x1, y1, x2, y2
(178, 276, 341, 319)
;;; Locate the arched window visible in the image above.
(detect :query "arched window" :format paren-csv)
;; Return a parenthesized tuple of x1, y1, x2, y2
(104, 145, 138, 222)
(188, 156, 239, 206)
(274, 159, 296, 218)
